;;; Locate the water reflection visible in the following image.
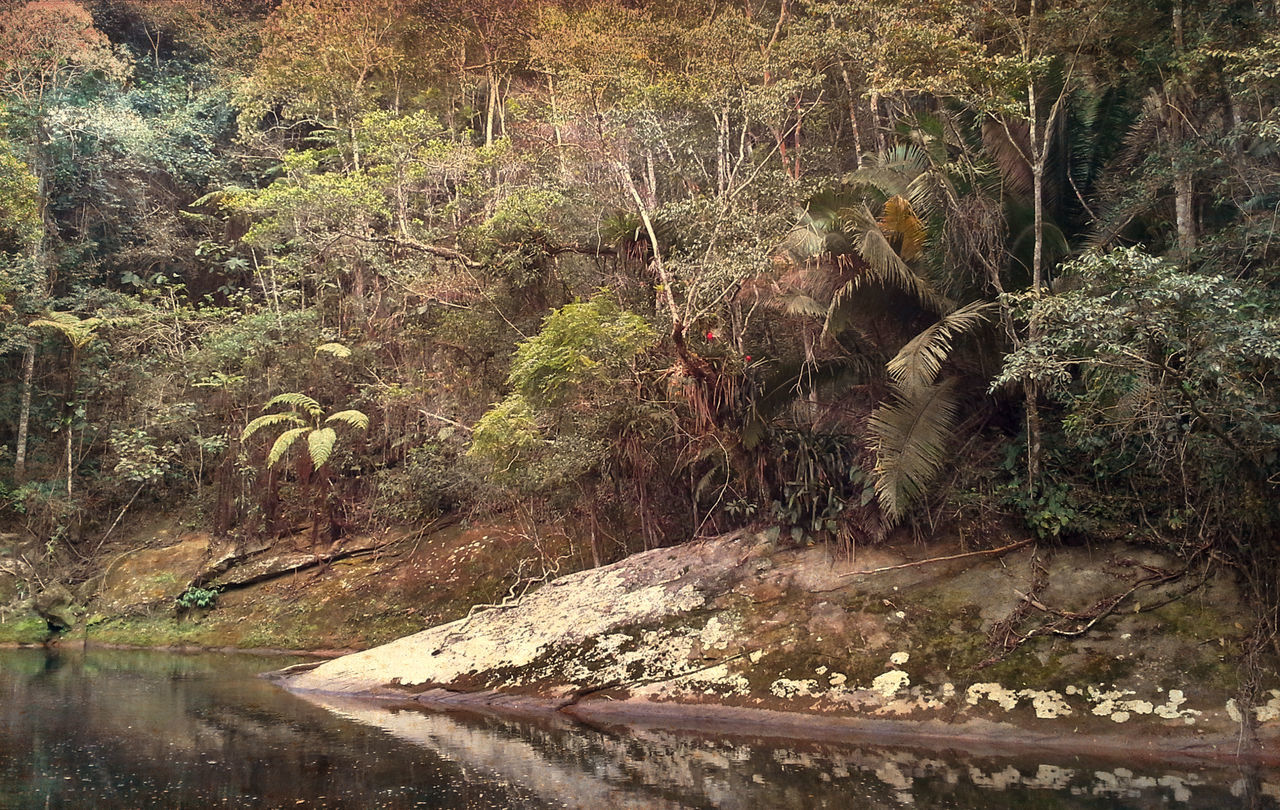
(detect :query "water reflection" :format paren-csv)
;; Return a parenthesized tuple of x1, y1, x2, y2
(302, 692, 1280, 810)
(0, 648, 1275, 809)
(0, 648, 547, 808)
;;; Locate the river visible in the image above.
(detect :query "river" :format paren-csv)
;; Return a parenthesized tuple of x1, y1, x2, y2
(0, 648, 1274, 808)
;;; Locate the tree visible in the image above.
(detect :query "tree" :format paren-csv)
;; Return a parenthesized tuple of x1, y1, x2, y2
(27, 311, 107, 495)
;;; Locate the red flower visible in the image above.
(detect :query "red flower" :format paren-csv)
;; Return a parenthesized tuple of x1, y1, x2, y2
(744, 355, 752, 362)
(705, 330, 716, 341)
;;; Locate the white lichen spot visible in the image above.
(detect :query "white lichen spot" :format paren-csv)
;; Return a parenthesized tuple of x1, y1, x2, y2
(871, 669, 911, 698)
(941, 682, 956, 699)
(770, 678, 821, 699)
(1022, 690, 1072, 719)
(1226, 698, 1242, 723)
(1110, 711, 1131, 723)
(966, 683, 1020, 711)
(1253, 690, 1280, 723)
(748, 649, 763, 664)
(829, 673, 847, 687)
(698, 616, 733, 650)
(889, 651, 910, 666)
(1065, 685, 1079, 696)
(815, 665, 828, 675)
(894, 610, 906, 619)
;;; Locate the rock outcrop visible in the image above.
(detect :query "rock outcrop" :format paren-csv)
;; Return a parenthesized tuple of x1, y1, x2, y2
(283, 530, 1279, 756)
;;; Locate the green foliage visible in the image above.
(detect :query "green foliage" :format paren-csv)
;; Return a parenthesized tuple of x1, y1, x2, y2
(176, 585, 220, 611)
(0, 133, 38, 253)
(470, 297, 659, 493)
(997, 247, 1280, 543)
(109, 428, 179, 485)
(507, 297, 657, 405)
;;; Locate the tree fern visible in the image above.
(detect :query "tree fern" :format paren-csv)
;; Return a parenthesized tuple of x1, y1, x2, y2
(264, 392, 324, 419)
(242, 411, 306, 442)
(325, 409, 370, 430)
(308, 427, 337, 468)
(267, 427, 310, 468)
(869, 378, 961, 525)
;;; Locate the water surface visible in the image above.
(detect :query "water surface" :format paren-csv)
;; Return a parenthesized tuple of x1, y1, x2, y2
(0, 648, 1274, 808)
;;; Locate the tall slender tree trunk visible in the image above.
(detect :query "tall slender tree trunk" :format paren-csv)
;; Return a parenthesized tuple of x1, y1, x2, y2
(869, 90, 887, 160)
(14, 342, 34, 481)
(837, 59, 864, 169)
(62, 349, 78, 497)
(1169, 0, 1196, 256)
(485, 66, 497, 149)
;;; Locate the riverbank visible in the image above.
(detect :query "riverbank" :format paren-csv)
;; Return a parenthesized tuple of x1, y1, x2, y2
(5, 516, 1278, 761)
(278, 530, 1280, 760)
(0, 515, 583, 651)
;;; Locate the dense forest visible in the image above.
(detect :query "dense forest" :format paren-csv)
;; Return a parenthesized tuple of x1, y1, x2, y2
(0, 0, 1278, 640)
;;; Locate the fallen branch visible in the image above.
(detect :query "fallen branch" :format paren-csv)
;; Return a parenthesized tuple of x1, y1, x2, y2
(841, 538, 1033, 578)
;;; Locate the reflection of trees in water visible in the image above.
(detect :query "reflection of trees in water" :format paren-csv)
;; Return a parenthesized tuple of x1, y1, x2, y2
(0, 649, 547, 808)
(0, 648, 1271, 809)
(306, 694, 1268, 810)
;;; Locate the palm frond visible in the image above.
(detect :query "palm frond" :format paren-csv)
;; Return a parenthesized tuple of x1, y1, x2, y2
(878, 195, 927, 261)
(308, 427, 337, 468)
(887, 301, 995, 390)
(325, 409, 370, 431)
(264, 392, 323, 419)
(241, 412, 306, 442)
(869, 378, 961, 525)
(779, 294, 829, 320)
(267, 427, 310, 468)
(835, 204, 953, 314)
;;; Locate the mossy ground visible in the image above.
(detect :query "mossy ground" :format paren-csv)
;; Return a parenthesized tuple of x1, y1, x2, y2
(68, 520, 588, 652)
(0, 615, 47, 645)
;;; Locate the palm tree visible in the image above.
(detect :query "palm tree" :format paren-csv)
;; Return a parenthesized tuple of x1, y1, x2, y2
(241, 393, 368, 545)
(773, 146, 995, 525)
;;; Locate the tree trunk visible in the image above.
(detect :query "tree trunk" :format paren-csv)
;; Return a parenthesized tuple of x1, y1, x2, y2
(1174, 169, 1196, 255)
(837, 59, 864, 169)
(485, 66, 497, 148)
(14, 342, 34, 481)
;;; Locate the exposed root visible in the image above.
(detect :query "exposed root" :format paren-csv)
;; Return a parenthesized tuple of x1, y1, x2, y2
(841, 538, 1033, 578)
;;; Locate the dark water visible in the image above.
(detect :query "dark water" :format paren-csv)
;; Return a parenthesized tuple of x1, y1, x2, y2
(0, 648, 1274, 809)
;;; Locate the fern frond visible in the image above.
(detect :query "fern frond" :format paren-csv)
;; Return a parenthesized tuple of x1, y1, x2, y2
(325, 409, 369, 431)
(241, 412, 306, 442)
(308, 427, 337, 468)
(29, 312, 98, 349)
(267, 427, 309, 467)
(315, 342, 352, 359)
(887, 301, 995, 390)
(869, 378, 961, 525)
(264, 392, 323, 419)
